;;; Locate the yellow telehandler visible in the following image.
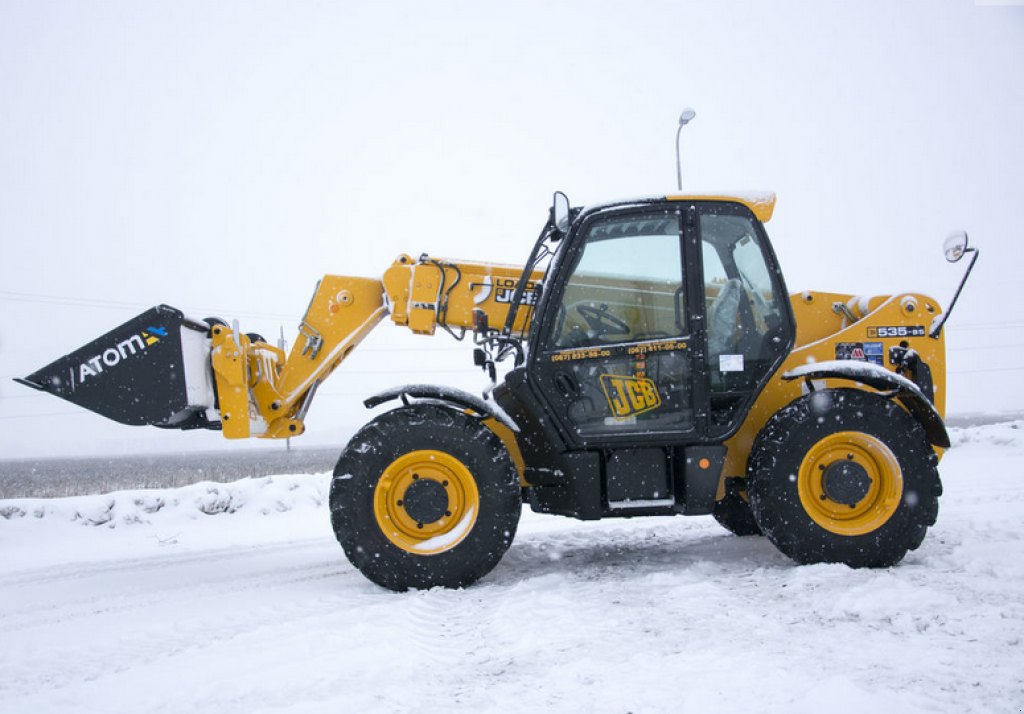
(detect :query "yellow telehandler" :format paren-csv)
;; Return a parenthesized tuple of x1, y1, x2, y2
(18, 191, 978, 590)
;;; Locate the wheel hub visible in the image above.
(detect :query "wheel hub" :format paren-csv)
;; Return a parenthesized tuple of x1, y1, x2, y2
(797, 431, 904, 536)
(401, 477, 450, 525)
(373, 449, 480, 554)
(821, 459, 872, 506)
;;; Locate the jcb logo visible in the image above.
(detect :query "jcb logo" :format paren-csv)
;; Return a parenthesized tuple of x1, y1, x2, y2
(470, 276, 537, 306)
(600, 374, 661, 420)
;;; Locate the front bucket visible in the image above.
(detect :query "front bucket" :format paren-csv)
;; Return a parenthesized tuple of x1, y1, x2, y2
(17, 305, 218, 429)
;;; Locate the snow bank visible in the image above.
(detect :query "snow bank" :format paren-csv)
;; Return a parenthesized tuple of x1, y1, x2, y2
(0, 473, 331, 527)
(949, 419, 1024, 451)
(0, 473, 334, 571)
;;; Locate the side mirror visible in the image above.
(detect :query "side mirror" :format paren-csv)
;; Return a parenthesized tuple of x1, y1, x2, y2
(943, 230, 970, 263)
(552, 191, 571, 236)
(929, 229, 979, 338)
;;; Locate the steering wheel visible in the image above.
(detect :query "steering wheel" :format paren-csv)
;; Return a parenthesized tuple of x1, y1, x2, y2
(575, 304, 630, 338)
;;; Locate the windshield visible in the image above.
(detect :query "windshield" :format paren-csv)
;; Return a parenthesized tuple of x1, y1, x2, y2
(545, 210, 684, 349)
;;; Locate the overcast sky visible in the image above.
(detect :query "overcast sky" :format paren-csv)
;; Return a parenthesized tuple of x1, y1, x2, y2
(1, 0, 1022, 459)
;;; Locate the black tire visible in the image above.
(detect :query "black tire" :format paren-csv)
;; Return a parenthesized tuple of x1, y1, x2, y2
(712, 480, 763, 536)
(329, 404, 522, 591)
(747, 388, 941, 568)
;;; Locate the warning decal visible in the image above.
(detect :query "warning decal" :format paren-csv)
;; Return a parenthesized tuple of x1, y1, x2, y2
(836, 342, 884, 366)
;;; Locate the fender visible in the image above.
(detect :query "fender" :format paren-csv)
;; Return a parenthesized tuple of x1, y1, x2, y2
(781, 360, 950, 449)
(365, 384, 526, 482)
(364, 384, 520, 433)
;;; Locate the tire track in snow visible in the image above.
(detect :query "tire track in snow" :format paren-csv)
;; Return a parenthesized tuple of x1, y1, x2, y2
(0, 558, 345, 635)
(394, 580, 561, 711)
(0, 540, 369, 700)
(0, 540, 346, 633)
(0, 586, 367, 700)
(0, 537, 330, 588)
(403, 588, 480, 667)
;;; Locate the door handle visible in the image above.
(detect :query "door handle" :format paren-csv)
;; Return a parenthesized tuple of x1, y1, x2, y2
(554, 371, 579, 398)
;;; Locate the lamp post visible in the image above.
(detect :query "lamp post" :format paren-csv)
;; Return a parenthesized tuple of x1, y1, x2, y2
(675, 108, 696, 191)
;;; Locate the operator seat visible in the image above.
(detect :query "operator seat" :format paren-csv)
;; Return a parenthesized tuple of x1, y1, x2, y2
(707, 278, 743, 357)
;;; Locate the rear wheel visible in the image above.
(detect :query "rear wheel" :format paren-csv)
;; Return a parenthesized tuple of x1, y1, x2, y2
(747, 388, 941, 568)
(330, 404, 521, 591)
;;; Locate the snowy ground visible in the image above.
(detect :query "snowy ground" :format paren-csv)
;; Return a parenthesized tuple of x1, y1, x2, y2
(1, 421, 1022, 714)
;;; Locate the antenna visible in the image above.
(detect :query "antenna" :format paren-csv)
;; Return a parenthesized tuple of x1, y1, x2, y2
(675, 108, 696, 191)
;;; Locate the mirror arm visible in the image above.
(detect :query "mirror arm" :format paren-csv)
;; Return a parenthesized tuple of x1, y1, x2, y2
(929, 247, 980, 338)
(503, 192, 569, 338)
(501, 227, 550, 337)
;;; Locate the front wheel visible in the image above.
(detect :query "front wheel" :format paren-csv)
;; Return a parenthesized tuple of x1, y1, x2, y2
(330, 404, 522, 591)
(747, 388, 941, 568)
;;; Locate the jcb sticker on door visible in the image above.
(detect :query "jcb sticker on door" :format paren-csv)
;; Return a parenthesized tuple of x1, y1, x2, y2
(600, 374, 661, 420)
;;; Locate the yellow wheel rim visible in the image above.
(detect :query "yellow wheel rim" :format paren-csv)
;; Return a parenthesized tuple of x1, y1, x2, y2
(797, 432, 903, 536)
(373, 450, 480, 554)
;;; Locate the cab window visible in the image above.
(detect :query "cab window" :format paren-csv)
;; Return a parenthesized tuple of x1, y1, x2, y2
(701, 211, 788, 428)
(549, 211, 684, 349)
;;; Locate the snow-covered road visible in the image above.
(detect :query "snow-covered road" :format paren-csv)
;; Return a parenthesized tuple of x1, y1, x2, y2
(1, 421, 1022, 714)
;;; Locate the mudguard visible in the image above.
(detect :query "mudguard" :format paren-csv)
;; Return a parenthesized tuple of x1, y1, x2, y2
(781, 360, 950, 448)
(364, 384, 519, 433)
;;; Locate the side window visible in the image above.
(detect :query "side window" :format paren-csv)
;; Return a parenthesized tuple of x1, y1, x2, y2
(733, 236, 783, 333)
(700, 210, 788, 428)
(549, 212, 684, 349)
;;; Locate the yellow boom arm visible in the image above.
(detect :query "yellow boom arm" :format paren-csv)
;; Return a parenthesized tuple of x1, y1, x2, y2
(216, 254, 542, 439)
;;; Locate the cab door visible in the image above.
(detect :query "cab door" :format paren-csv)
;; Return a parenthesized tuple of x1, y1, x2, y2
(528, 205, 698, 448)
(697, 202, 795, 436)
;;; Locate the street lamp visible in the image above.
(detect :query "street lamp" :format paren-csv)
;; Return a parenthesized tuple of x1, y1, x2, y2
(675, 108, 696, 191)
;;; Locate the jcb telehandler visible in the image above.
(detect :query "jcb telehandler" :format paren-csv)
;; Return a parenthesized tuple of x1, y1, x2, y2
(18, 191, 978, 591)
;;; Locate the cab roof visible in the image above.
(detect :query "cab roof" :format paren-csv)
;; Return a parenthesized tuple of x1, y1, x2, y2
(665, 192, 776, 223)
(582, 192, 776, 224)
